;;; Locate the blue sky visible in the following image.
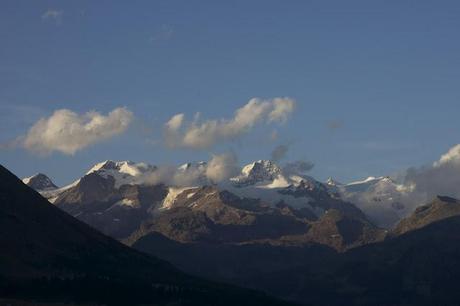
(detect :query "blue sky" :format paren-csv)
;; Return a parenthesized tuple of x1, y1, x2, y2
(1, 0, 460, 185)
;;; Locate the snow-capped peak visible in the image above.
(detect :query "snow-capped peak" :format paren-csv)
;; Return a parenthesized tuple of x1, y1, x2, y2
(87, 160, 156, 176)
(344, 176, 396, 190)
(22, 173, 58, 191)
(85, 160, 157, 188)
(231, 160, 282, 186)
(87, 160, 117, 174)
(347, 176, 378, 185)
(334, 174, 415, 227)
(326, 177, 342, 186)
(241, 160, 281, 177)
(230, 159, 327, 191)
(178, 161, 207, 172)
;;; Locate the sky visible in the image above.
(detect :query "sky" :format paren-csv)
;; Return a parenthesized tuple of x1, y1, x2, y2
(1, 0, 460, 186)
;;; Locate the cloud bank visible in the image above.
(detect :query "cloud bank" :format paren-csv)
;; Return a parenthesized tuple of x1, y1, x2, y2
(164, 97, 296, 149)
(282, 160, 315, 175)
(206, 152, 239, 183)
(404, 144, 460, 201)
(22, 107, 133, 155)
(144, 152, 240, 187)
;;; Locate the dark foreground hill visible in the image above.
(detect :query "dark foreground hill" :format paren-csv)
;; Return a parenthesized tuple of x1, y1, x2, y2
(0, 165, 288, 306)
(133, 197, 460, 306)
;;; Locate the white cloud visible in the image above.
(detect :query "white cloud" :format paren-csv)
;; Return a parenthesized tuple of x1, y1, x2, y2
(164, 97, 296, 149)
(164, 113, 185, 148)
(173, 164, 207, 187)
(434, 144, 460, 166)
(268, 98, 296, 123)
(144, 165, 177, 186)
(206, 152, 239, 183)
(22, 107, 133, 155)
(344, 144, 460, 226)
(143, 152, 240, 187)
(165, 113, 184, 131)
(41, 9, 64, 24)
(404, 144, 460, 203)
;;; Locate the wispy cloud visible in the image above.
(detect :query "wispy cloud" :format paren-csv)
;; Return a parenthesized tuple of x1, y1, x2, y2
(283, 160, 315, 175)
(144, 152, 240, 186)
(404, 144, 460, 201)
(149, 24, 174, 43)
(271, 144, 289, 162)
(326, 119, 344, 131)
(41, 9, 64, 25)
(164, 97, 296, 150)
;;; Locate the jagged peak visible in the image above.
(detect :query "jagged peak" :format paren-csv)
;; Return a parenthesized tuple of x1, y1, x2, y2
(87, 160, 156, 176)
(229, 160, 282, 187)
(436, 195, 459, 203)
(178, 161, 207, 171)
(22, 172, 47, 183)
(22, 173, 57, 191)
(326, 177, 342, 186)
(241, 160, 281, 176)
(87, 160, 117, 173)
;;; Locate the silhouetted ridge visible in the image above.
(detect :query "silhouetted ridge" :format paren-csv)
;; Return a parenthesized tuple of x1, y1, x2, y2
(0, 164, 288, 305)
(436, 195, 458, 203)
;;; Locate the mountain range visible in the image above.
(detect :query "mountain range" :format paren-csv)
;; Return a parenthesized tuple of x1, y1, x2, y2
(0, 164, 286, 305)
(26, 160, 392, 249)
(16, 159, 460, 305)
(25, 159, 413, 247)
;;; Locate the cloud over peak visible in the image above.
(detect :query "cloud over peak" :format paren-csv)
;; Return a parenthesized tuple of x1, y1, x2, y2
(206, 152, 239, 183)
(22, 107, 133, 155)
(403, 144, 460, 203)
(144, 152, 240, 187)
(164, 97, 296, 149)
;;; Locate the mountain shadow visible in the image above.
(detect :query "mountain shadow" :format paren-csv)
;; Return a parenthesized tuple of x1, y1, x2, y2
(0, 165, 289, 306)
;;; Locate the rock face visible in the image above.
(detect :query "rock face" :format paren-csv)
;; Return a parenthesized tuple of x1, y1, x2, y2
(132, 200, 460, 306)
(52, 172, 168, 239)
(392, 195, 460, 236)
(34, 161, 168, 240)
(125, 184, 384, 251)
(127, 186, 313, 245)
(26, 160, 384, 251)
(1, 164, 284, 305)
(24, 159, 425, 237)
(286, 209, 385, 250)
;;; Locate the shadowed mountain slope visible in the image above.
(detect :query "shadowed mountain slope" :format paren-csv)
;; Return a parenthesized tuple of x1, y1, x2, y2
(392, 195, 460, 235)
(133, 200, 460, 306)
(0, 165, 288, 306)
